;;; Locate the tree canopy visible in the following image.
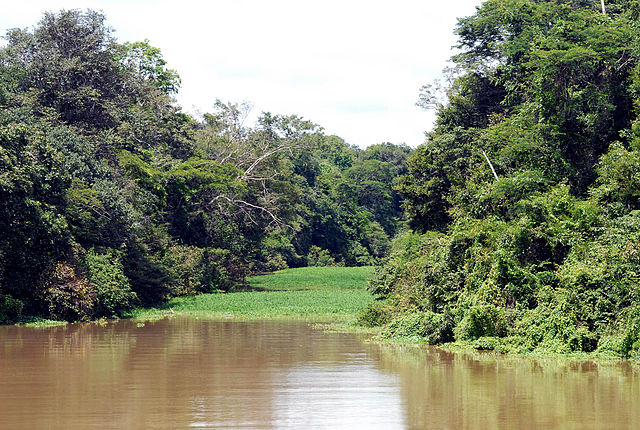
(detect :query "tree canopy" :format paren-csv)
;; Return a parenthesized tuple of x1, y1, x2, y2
(0, 10, 409, 322)
(368, 0, 640, 358)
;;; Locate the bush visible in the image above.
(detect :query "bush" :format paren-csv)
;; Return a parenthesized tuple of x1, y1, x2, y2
(203, 248, 247, 292)
(454, 303, 507, 341)
(258, 232, 297, 271)
(512, 292, 600, 353)
(357, 301, 391, 327)
(567, 326, 598, 353)
(85, 248, 137, 317)
(382, 311, 454, 344)
(162, 245, 205, 296)
(44, 262, 95, 321)
(307, 246, 337, 267)
(472, 336, 501, 351)
(347, 242, 375, 266)
(0, 294, 23, 324)
(598, 310, 640, 357)
(122, 242, 173, 306)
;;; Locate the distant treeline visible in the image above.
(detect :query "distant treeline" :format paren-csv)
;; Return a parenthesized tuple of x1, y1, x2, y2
(0, 10, 410, 322)
(363, 0, 640, 358)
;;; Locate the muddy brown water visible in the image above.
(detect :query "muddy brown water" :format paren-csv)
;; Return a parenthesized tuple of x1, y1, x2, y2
(0, 318, 638, 429)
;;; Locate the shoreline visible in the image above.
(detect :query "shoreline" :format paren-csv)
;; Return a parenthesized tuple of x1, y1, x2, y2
(10, 265, 638, 364)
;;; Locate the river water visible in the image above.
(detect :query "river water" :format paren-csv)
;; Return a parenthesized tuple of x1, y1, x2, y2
(0, 318, 638, 429)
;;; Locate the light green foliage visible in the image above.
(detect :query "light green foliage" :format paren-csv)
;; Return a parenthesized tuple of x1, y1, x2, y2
(162, 245, 206, 296)
(247, 266, 374, 291)
(84, 248, 137, 317)
(382, 311, 454, 343)
(259, 232, 297, 271)
(132, 289, 373, 320)
(307, 246, 338, 267)
(592, 143, 640, 211)
(117, 39, 181, 94)
(130, 266, 375, 320)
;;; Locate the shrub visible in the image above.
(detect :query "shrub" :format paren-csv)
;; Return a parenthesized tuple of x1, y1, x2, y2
(357, 301, 391, 327)
(0, 294, 23, 324)
(567, 326, 598, 353)
(382, 311, 454, 344)
(202, 247, 247, 292)
(44, 262, 95, 321)
(258, 233, 297, 271)
(307, 246, 337, 267)
(472, 336, 501, 351)
(85, 248, 137, 317)
(454, 303, 508, 341)
(162, 245, 205, 296)
(347, 242, 375, 266)
(599, 310, 640, 357)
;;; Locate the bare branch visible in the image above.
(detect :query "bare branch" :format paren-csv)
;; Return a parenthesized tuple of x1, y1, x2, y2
(240, 144, 298, 181)
(481, 148, 499, 181)
(207, 194, 285, 226)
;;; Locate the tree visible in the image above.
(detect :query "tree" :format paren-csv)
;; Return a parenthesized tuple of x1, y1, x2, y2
(369, 0, 640, 357)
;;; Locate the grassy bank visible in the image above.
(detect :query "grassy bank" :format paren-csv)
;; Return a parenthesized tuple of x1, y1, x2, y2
(248, 266, 375, 291)
(129, 266, 376, 321)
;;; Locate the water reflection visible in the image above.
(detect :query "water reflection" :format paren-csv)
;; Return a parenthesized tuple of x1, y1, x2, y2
(365, 342, 640, 430)
(0, 318, 638, 429)
(0, 319, 405, 429)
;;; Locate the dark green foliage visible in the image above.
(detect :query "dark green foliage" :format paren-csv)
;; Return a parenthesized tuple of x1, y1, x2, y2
(0, 294, 23, 324)
(0, 10, 405, 322)
(371, 0, 640, 357)
(201, 248, 247, 292)
(121, 242, 172, 306)
(0, 114, 71, 304)
(394, 141, 455, 232)
(4, 10, 128, 129)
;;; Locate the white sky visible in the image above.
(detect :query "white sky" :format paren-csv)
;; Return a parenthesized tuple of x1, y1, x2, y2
(1, 0, 483, 148)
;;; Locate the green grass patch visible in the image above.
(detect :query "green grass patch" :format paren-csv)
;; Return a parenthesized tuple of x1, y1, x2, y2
(247, 266, 375, 291)
(129, 266, 376, 321)
(17, 317, 68, 328)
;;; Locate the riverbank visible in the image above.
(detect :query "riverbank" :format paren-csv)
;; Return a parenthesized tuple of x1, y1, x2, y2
(128, 266, 376, 322)
(15, 265, 637, 362)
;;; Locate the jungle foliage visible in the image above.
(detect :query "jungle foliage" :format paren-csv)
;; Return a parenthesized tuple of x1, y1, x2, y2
(368, 0, 640, 358)
(0, 10, 409, 322)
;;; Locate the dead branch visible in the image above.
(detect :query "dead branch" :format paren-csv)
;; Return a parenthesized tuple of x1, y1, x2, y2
(481, 148, 499, 181)
(240, 144, 298, 181)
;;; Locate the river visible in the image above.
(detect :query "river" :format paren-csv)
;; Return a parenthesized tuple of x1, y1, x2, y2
(0, 318, 638, 429)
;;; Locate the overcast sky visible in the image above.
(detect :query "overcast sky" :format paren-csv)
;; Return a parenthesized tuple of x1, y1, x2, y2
(1, 0, 483, 148)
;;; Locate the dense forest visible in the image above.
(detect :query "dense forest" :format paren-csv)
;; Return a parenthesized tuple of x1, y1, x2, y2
(4, 1, 640, 361)
(365, 0, 640, 358)
(0, 10, 409, 322)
